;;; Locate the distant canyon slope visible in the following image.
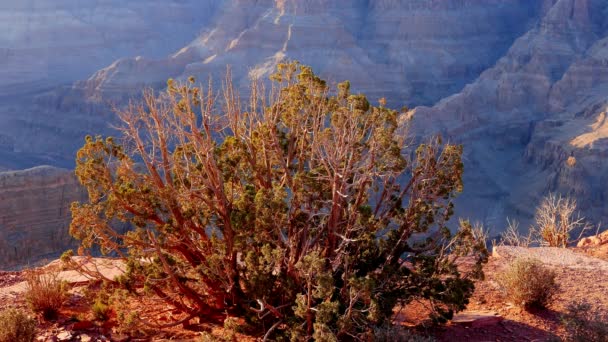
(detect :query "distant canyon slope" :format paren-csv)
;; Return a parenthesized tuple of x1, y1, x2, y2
(1, 0, 608, 267)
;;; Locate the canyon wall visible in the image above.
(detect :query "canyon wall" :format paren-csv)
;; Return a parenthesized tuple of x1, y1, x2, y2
(74, 0, 540, 107)
(0, 166, 86, 269)
(412, 0, 608, 228)
(0, 0, 225, 96)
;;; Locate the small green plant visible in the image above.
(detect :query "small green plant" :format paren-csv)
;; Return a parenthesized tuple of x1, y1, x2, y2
(221, 317, 240, 341)
(561, 301, 608, 342)
(198, 331, 220, 342)
(24, 269, 67, 320)
(497, 258, 558, 309)
(91, 299, 111, 321)
(0, 308, 37, 342)
(59, 249, 74, 263)
(110, 289, 142, 336)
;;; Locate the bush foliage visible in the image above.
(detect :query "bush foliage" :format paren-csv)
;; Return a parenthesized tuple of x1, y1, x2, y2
(562, 301, 608, 342)
(533, 194, 591, 247)
(70, 62, 487, 339)
(0, 308, 36, 342)
(497, 258, 558, 309)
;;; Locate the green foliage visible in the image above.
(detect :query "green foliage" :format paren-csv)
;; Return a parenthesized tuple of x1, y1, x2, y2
(561, 301, 608, 342)
(0, 309, 36, 342)
(70, 62, 486, 339)
(109, 289, 142, 336)
(497, 258, 558, 309)
(60, 249, 74, 263)
(92, 299, 110, 321)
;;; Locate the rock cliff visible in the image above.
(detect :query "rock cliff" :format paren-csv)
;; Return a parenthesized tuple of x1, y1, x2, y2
(75, 0, 539, 107)
(411, 0, 608, 228)
(0, 166, 85, 269)
(0, 0, 225, 96)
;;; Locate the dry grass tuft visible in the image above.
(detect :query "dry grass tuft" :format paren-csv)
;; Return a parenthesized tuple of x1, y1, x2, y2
(24, 269, 67, 320)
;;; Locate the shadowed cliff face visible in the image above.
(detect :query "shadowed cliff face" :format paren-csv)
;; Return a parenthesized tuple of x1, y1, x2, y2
(0, 166, 86, 269)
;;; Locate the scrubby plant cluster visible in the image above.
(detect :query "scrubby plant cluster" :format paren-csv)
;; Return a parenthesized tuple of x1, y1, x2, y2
(561, 301, 608, 342)
(69, 62, 487, 339)
(0, 308, 36, 342)
(496, 258, 558, 309)
(499, 194, 594, 248)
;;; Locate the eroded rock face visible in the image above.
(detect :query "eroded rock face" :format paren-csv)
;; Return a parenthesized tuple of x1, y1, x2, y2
(0, 166, 86, 269)
(0, 0, 225, 96)
(411, 0, 608, 228)
(0, 0, 543, 169)
(0, 0, 227, 169)
(75, 0, 540, 107)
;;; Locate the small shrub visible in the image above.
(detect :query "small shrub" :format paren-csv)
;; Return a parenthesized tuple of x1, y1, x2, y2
(110, 290, 142, 336)
(91, 300, 110, 321)
(496, 258, 558, 309)
(0, 308, 37, 342)
(561, 301, 608, 342)
(24, 269, 67, 320)
(221, 317, 240, 341)
(566, 155, 577, 167)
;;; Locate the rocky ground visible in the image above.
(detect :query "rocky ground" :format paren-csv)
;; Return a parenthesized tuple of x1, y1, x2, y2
(433, 244, 608, 341)
(1, 233, 607, 341)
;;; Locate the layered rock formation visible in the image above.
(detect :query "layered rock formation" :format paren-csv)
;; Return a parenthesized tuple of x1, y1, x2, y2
(75, 0, 540, 107)
(0, 0, 227, 169)
(0, 166, 85, 269)
(0, 0, 543, 168)
(412, 0, 608, 228)
(0, 0, 225, 96)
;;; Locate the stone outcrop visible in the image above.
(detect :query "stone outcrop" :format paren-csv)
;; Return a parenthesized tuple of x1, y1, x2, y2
(452, 311, 503, 328)
(0, 166, 86, 270)
(577, 230, 608, 247)
(492, 245, 608, 271)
